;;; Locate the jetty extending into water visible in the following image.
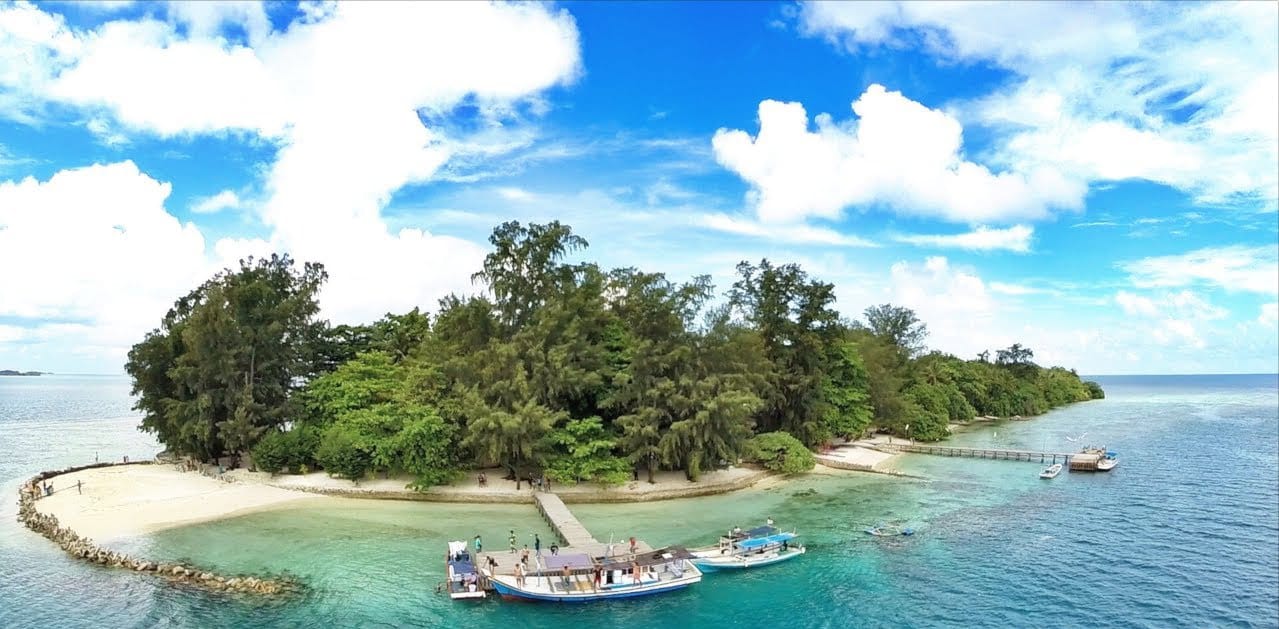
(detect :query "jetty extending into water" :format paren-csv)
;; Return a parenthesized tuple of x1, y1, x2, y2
(882, 443, 1075, 464)
(470, 491, 654, 591)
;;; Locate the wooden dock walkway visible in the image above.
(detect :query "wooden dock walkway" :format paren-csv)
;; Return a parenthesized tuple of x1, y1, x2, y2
(535, 492, 597, 547)
(885, 443, 1074, 463)
(474, 492, 652, 584)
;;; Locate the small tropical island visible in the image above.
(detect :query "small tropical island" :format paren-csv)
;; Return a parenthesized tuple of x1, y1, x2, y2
(22, 221, 1104, 594)
(0, 370, 47, 376)
(121, 220, 1102, 488)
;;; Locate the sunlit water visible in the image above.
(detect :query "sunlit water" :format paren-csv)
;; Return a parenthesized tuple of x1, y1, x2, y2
(1, 374, 1275, 628)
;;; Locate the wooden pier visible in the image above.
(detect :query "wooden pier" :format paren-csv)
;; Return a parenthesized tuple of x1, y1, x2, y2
(885, 443, 1074, 464)
(535, 492, 597, 547)
(473, 492, 652, 587)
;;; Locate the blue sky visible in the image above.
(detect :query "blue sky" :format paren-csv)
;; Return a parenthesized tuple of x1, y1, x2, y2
(0, 1, 1275, 375)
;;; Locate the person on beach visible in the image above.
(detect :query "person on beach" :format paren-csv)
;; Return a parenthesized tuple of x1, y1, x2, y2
(478, 472, 487, 487)
(509, 530, 517, 553)
(474, 535, 482, 554)
(76, 480, 82, 495)
(534, 533, 541, 555)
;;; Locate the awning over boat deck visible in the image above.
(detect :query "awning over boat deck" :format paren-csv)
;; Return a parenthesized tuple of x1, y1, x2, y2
(544, 553, 594, 570)
(733, 525, 777, 539)
(599, 546, 695, 568)
(737, 532, 795, 550)
(448, 559, 477, 575)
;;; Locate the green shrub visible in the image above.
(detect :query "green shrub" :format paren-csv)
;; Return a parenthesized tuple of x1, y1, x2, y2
(743, 432, 815, 475)
(315, 424, 374, 481)
(1084, 381, 1106, 399)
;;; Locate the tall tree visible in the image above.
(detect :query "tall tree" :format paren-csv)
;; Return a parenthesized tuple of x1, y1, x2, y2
(472, 221, 587, 335)
(863, 304, 928, 359)
(728, 259, 839, 444)
(126, 255, 326, 461)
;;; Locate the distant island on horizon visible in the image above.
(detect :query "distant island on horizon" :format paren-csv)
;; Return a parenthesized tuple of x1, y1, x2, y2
(0, 370, 48, 376)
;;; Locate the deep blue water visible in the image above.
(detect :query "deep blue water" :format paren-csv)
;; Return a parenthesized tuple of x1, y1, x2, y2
(1, 374, 1276, 628)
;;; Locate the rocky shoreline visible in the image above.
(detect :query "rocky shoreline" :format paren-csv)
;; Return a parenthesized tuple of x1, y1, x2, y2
(17, 462, 299, 597)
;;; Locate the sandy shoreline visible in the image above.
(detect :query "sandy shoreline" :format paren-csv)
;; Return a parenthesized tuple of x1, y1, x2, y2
(32, 465, 331, 543)
(28, 448, 903, 544)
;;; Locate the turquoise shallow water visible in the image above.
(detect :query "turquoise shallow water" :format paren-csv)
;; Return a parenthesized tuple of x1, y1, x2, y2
(1, 374, 1276, 628)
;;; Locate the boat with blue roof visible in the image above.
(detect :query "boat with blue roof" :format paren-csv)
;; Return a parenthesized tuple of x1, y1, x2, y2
(444, 541, 486, 600)
(689, 523, 806, 572)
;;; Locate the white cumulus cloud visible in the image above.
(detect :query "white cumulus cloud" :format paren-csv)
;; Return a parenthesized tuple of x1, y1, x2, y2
(0, 1, 582, 329)
(712, 84, 1084, 225)
(1121, 245, 1279, 296)
(190, 189, 241, 214)
(799, 1, 1279, 209)
(894, 224, 1033, 253)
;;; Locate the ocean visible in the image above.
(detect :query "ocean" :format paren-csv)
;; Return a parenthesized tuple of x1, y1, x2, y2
(1, 374, 1276, 628)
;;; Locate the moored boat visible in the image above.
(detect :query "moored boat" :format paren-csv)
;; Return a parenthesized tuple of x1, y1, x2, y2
(444, 541, 486, 600)
(485, 547, 701, 603)
(1040, 463, 1063, 479)
(690, 531, 805, 571)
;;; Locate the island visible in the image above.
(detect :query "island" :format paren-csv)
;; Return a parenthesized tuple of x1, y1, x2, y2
(19, 220, 1104, 595)
(0, 370, 47, 376)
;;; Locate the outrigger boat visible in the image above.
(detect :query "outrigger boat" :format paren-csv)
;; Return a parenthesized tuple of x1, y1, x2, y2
(444, 541, 486, 600)
(485, 547, 702, 603)
(689, 524, 805, 572)
(1040, 463, 1063, 479)
(864, 522, 915, 537)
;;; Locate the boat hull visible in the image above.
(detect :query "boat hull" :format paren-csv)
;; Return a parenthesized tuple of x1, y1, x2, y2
(692, 547, 805, 572)
(489, 575, 699, 603)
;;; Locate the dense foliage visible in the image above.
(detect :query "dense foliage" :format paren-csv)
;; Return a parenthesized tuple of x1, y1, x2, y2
(743, 432, 816, 475)
(127, 221, 1104, 489)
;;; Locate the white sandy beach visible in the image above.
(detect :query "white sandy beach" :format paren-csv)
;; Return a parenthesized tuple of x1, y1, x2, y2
(32, 465, 329, 542)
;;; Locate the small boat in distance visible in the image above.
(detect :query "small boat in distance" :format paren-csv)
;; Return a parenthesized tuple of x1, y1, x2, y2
(865, 522, 915, 537)
(1040, 463, 1063, 479)
(689, 526, 805, 572)
(444, 541, 486, 600)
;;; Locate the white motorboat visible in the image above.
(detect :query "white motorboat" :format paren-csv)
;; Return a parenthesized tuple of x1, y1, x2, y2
(1040, 463, 1063, 479)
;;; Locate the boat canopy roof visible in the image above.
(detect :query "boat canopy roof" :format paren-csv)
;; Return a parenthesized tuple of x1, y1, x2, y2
(737, 532, 796, 550)
(600, 546, 695, 568)
(447, 541, 467, 555)
(544, 553, 593, 570)
(731, 525, 777, 539)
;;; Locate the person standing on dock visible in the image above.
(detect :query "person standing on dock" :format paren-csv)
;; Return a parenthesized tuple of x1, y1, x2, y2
(474, 535, 482, 554)
(628, 536, 637, 556)
(509, 530, 517, 553)
(534, 533, 541, 555)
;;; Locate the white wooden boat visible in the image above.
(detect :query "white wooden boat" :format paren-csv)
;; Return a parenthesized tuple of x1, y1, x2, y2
(444, 541, 486, 600)
(1039, 463, 1063, 479)
(485, 548, 702, 603)
(691, 543, 805, 571)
